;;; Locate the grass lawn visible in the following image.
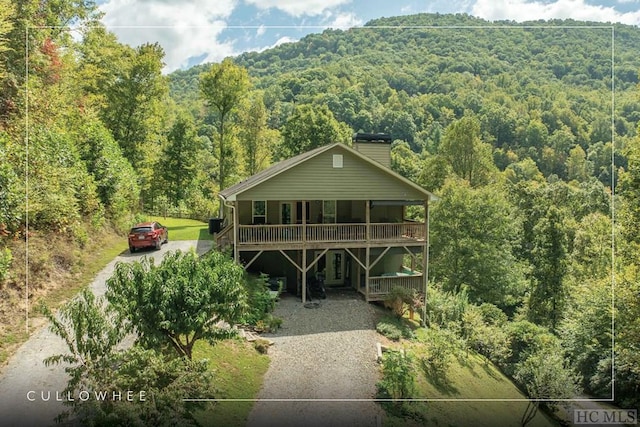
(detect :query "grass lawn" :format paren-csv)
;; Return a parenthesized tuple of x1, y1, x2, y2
(193, 339, 270, 426)
(382, 329, 558, 427)
(145, 216, 214, 241)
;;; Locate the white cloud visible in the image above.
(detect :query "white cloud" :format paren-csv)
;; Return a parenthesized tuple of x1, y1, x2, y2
(324, 11, 363, 29)
(471, 0, 640, 25)
(243, 0, 353, 17)
(99, 0, 239, 72)
(271, 36, 297, 47)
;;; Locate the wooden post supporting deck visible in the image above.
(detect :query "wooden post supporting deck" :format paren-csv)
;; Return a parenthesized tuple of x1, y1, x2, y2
(302, 249, 307, 303)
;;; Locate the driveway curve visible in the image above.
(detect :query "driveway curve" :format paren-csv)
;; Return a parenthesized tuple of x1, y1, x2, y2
(0, 240, 212, 427)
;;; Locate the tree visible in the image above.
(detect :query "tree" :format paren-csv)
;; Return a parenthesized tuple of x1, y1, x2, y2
(238, 91, 273, 176)
(528, 206, 568, 332)
(280, 103, 350, 159)
(106, 250, 248, 360)
(158, 112, 198, 206)
(42, 289, 212, 426)
(439, 115, 496, 187)
(514, 350, 578, 427)
(566, 145, 593, 182)
(199, 58, 251, 215)
(430, 178, 527, 308)
(559, 277, 612, 395)
(0, 0, 14, 83)
(101, 42, 168, 169)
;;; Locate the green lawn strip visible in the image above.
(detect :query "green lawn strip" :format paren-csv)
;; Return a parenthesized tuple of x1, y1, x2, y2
(193, 338, 270, 426)
(382, 334, 557, 427)
(145, 215, 214, 241)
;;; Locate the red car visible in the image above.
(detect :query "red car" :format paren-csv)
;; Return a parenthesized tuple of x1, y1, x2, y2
(128, 221, 168, 253)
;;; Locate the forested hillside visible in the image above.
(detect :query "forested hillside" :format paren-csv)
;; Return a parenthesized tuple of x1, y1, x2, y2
(0, 1, 639, 414)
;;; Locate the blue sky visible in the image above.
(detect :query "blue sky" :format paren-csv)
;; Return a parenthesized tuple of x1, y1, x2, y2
(96, 0, 640, 72)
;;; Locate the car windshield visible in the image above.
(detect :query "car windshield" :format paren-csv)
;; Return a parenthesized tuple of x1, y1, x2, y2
(131, 227, 152, 233)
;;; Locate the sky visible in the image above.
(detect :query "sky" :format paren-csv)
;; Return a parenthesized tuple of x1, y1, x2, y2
(96, 0, 640, 73)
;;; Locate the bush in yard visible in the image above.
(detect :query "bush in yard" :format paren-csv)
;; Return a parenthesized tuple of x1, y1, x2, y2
(424, 282, 469, 328)
(514, 349, 579, 427)
(106, 249, 248, 359)
(376, 315, 415, 341)
(376, 349, 423, 420)
(503, 319, 559, 376)
(242, 273, 279, 326)
(462, 304, 511, 366)
(417, 326, 463, 381)
(377, 349, 415, 399)
(383, 286, 423, 318)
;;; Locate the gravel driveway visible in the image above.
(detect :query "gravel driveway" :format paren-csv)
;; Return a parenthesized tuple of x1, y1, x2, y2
(0, 240, 212, 427)
(246, 289, 387, 427)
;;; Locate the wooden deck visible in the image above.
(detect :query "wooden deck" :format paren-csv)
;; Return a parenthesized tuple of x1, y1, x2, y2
(364, 273, 425, 302)
(218, 222, 425, 249)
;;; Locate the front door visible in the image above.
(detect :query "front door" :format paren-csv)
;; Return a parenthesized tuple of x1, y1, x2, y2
(315, 250, 345, 286)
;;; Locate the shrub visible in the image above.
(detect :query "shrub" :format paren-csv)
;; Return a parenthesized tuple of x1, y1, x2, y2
(503, 320, 559, 376)
(462, 305, 511, 365)
(417, 326, 463, 380)
(424, 282, 469, 328)
(376, 315, 415, 341)
(377, 349, 415, 400)
(242, 274, 279, 326)
(383, 286, 423, 318)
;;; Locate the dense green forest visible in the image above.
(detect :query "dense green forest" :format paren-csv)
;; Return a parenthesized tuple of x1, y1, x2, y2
(0, 0, 639, 415)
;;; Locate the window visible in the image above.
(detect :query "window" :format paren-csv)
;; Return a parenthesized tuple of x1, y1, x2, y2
(322, 200, 336, 224)
(280, 202, 292, 224)
(333, 154, 343, 168)
(252, 200, 267, 224)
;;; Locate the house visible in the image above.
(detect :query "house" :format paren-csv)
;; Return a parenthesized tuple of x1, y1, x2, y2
(216, 134, 435, 303)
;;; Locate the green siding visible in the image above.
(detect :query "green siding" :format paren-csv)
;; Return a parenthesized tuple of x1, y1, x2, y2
(237, 145, 428, 201)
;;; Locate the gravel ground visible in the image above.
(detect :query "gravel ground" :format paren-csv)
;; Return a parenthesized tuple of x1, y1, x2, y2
(0, 240, 212, 427)
(246, 289, 387, 427)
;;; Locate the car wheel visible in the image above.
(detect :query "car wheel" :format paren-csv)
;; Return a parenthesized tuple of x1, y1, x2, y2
(155, 238, 161, 250)
(164, 232, 169, 244)
(129, 246, 135, 253)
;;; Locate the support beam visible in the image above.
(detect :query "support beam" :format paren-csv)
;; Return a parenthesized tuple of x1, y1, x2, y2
(370, 246, 391, 270)
(279, 250, 303, 272)
(233, 202, 239, 263)
(365, 246, 370, 302)
(243, 250, 264, 270)
(305, 248, 329, 273)
(344, 248, 366, 270)
(302, 249, 307, 303)
(356, 248, 362, 292)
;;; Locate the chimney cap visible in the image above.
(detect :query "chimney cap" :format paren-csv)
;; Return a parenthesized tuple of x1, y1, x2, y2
(352, 133, 392, 143)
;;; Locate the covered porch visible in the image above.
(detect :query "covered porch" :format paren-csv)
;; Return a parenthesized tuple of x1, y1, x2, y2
(236, 245, 427, 304)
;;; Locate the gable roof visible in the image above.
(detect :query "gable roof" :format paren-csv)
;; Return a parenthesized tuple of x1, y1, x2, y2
(219, 142, 436, 202)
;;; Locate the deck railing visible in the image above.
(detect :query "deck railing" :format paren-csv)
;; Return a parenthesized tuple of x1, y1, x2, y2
(234, 222, 425, 245)
(368, 274, 424, 299)
(370, 223, 425, 241)
(305, 223, 366, 242)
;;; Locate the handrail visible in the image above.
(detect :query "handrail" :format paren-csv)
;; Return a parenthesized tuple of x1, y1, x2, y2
(235, 222, 425, 245)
